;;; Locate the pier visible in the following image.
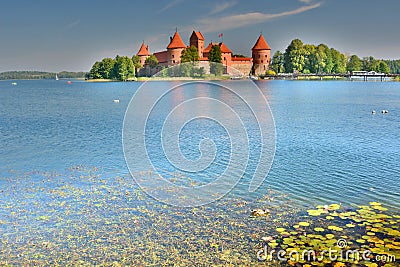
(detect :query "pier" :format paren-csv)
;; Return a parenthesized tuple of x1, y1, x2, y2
(265, 73, 400, 81)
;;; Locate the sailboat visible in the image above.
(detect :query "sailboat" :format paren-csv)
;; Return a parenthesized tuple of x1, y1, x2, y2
(55, 73, 59, 81)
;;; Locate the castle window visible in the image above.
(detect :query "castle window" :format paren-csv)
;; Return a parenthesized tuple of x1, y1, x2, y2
(173, 60, 175, 63)
(261, 60, 263, 63)
(265, 55, 268, 58)
(264, 65, 266, 70)
(172, 55, 174, 58)
(258, 55, 261, 58)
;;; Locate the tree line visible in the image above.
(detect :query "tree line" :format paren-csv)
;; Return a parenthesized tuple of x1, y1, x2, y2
(0, 71, 87, 80)
(270, 39, 398, 74)
(88, 44, 225, 80)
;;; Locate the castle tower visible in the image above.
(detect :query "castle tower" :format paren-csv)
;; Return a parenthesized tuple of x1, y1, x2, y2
(167, 31, 186, 65)
(252, 34, 271, 75)
(189, 31, 205, 58)
(137, 42, 151, 66)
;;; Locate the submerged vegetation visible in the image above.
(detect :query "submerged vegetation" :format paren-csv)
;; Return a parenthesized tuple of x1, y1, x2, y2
(0, 167, 399, 266)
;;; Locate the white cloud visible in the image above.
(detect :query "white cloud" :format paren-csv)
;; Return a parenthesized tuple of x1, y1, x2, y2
(64, 20, 80, 30)
(209, 1, 237, 15)
(158, 0, 184, 13)
(198, 2, 322, 33)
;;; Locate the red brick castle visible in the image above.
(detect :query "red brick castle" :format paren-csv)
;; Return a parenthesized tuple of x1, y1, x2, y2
(136, 30, 271, 76)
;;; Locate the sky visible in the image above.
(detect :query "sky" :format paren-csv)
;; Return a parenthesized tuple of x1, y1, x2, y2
(0, 0, 399, 72)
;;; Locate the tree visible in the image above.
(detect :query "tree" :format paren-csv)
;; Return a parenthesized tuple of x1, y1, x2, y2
(303, 44, 317, 73)
(209, 45, 224, 76)
(145, 54, 159, 69)
(347, 55, 362, 72)
(113, 55, 135, 81)
(89, 61, 102, 79)
(363, 56, 379, 72)
(284, 39, 305, 73)
(181, 46, 199, 63)
(270, 51, 285, 73)
(330, 48, 347, 73)
(232, 54, 246, 58)
(318, 44, 333, 73)
(99, 58, 116, 79)
(378, 61, 390, 74)
(132, 55, 142, 76)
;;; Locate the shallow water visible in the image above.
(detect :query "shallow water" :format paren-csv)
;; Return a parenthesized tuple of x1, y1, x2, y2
(0, 79, 399, 265)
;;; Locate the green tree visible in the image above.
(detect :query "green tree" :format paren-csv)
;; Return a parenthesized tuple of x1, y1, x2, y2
(145, 54, 159, 69)
(303, 44, 317, 73)
(99, 58, 116, 79)
(270, 51, 285, 73)
(385, 60, 400, 74)
(232, 54, 246, 58)
(284, 39, 305, 73)
(131, 55, 142, 76)
(317, 44, 333, 73)
(363, 56, 379, 72)
(315, 44, 327, 73)
(113, 55, 135, 81)
(209, 45, 224, 76)
(378, 61, 390, 73)
(89, 61, 102, 79)
(347, 55, 362, 72)
(331, 48, 347, 73)
(181, 46, 199, 63)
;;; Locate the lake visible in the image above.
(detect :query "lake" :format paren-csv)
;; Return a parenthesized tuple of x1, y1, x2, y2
(1, 79, 399, 265)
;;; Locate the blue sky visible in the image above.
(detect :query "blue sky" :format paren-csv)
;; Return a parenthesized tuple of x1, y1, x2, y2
(1, 0, 399, 72)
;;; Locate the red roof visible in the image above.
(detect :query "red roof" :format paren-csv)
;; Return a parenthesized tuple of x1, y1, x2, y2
(252, 34, 271, 50)
(219, 42, 232, 53)
(167, 31, 186, 49)
(154, 51, 168, 63)
(232, 57, 252, 61)
(191, 31, 204, 40)
(137, 42, 150, 56)
(203, 42, 215, 53)
(203, 42, 232, 54)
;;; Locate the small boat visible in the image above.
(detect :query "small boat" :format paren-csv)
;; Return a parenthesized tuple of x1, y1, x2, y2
(372, 110, 376, 114)
(113, 99, 120, 103)
(55, 74, 59, 81)
(11, 82, 17, 86)
(381, 110, 389, 114)
(249, 75, 259, 81)
(67, 81, 72, 84)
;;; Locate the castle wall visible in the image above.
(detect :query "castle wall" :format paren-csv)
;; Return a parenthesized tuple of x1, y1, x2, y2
(231, 61, 253, 76)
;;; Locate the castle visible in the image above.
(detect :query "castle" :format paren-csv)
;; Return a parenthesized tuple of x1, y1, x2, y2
(136, 30, 271, 76)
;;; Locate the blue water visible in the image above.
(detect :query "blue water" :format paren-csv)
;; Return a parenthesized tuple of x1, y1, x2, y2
(1, 79, 399, 210)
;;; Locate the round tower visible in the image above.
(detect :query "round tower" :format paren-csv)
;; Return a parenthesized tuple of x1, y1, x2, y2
(167, 31, 186, 65)
(252, 34, 271, 75)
